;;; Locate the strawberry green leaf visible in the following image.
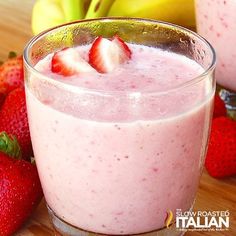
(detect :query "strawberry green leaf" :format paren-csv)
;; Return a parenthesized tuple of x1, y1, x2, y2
(0, 132, 21, 158)
(8, 51, 17, 59)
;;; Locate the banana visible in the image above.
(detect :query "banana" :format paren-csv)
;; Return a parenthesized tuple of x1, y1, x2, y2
(31, 0, 195, 35)
(107, 0, 195, 29)
(61, 0, 85, 21)
(32, 0, 89, 35)
(32, 0, 64, 35)
(85, 0, 116, 19)
(84, 0, 92, 14)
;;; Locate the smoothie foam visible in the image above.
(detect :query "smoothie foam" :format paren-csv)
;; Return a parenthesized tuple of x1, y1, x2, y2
(26, 43, 214, 234)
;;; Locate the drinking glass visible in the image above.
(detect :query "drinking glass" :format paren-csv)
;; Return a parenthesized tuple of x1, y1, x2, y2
(195, 0, 236, 112)
(24, 18, 216, 236)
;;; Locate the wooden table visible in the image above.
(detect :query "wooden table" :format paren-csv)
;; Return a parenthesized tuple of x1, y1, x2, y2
(0, 1, 235, 236)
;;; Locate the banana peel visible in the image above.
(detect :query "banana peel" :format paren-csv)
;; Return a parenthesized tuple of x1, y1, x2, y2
(85, 0, 116, 19)
(32, 0, 87, 35)
(31, 0, 196, 35)
(32, 0, 65, 35)
(108, 0, 195, 30)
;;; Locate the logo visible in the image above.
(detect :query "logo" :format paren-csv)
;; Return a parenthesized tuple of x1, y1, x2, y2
(165, 210, 173, 228)
(175, 209, 230, 232)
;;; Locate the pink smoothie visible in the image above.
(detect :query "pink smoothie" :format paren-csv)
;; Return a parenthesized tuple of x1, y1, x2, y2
(26, 44, 214, 235)
(195, 0, 236, 91)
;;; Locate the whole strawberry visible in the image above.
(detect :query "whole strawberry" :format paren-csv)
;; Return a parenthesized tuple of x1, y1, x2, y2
(205, 116, 236, 178)
(0, 132, 43, 236)
(0, 53, 24, 97)
(213, 94, 226, 118)
(0, 88, 32, 159)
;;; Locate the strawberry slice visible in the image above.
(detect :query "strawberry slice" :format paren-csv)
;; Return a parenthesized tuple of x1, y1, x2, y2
(112, 35, 132, 60)
(51, 47, 94, 76)
(89, 35, 132, 73)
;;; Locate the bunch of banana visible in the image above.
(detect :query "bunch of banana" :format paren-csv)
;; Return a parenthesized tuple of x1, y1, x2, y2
(32, 0, 195, 35)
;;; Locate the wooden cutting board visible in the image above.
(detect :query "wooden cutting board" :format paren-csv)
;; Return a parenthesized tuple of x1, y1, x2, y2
(14, 170, 236, 236)
(0, 1, 236, 236)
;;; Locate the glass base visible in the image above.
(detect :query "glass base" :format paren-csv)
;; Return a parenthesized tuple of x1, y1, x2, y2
(219, 88, 236, 119)
(47, 206, 185, 236)
(219, 88, 236, 110)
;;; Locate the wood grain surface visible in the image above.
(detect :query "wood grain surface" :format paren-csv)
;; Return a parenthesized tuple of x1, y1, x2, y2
(15, 171, 236, 236)
(0, 1, 235, 236)
(0, 0, 34, 60)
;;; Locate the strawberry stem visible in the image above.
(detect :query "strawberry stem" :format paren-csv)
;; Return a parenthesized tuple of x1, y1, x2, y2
(0, 132, 21, 158)
(8, 51, 17, 59)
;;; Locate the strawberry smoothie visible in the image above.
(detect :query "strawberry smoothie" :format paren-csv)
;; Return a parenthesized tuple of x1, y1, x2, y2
(195, 0, 236, 91)
(26, 42, 214, 235)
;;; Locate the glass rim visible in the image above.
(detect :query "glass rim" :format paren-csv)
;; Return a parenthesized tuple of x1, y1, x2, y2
(23, 17, 216, 96)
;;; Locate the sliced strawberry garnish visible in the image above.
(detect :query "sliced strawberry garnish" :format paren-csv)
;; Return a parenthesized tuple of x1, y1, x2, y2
(112, 35, 132, 61)
(89, 35, 132, 73)
(51, 47, 94, 76)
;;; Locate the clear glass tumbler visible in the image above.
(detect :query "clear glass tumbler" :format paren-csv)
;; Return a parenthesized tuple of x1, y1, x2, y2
(24, 18, 216, 236)
(195, 0, 236, 112)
